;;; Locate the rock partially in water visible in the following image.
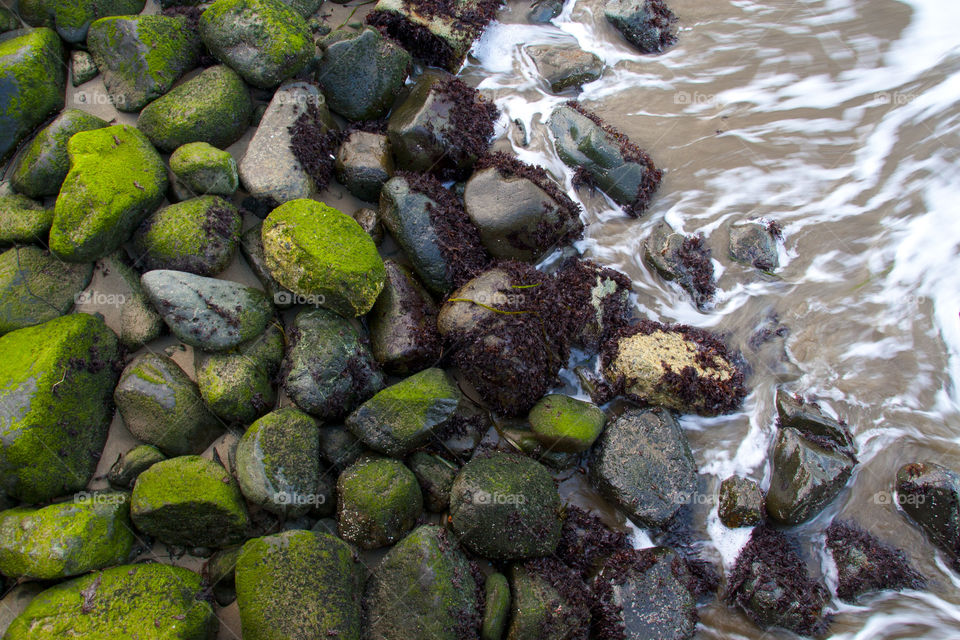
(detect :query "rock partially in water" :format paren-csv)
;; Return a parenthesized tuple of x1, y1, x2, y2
(450, 451, 562, 560)
(108, 444, 166, 489)
(825, 520, 925, 603)
(507, 557, 591, 640)
(336, 456, 422, 549)
(527, 44, 603, 93)
(130, 455, 249, 548)
(335, 130, 394, 202)
(0, 195, 52, 246)
(528, 394, 605, 453)
(70, 50, 98, 86)
(644, 223, 716, 309)
(408, 451, 458, 513)
(368, 259, 441, 375)
(0, 314, 119, 504)
(729, 219, 780, 271)
(352, 207, 384, 244)
(895, 461, 960, 569)
(528, 0, 564, 24)
(776, 387, 856, 454)
(169, 142, 239, 199)
(604, 0, 678, 54)
(718, 475, 764, 528)
(42, 0, 146, 44)
(555, 257, 633, 351)
(0, 246, 93, 335)
(555, 505, 631, 577)
(235, 530, 363, 640)
(114, 353, 223, 457)
(590, 407, 696, 528)
(725, 525, 830, 637)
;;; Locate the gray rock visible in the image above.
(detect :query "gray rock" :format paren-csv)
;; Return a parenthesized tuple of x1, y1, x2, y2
(43, 0, 146, 44)
(643, 222, 716, 309)
(729, 220, 779, 271)
(334, 130, 393, 202)
(82, 251, 164, 350)
(775, 388, 856, 454)
(368, 260, 441, 375)
(718, 475, 764, 528)
(337, 456, 422, 549)
(527, 44, 603, 93)
(527, 0, 564, 22)
(319, 425, 366, 471)
(408, 452, 458, 513)
(895, 461, 960, 568)
(0, 246, 93, 335)
(70, 50, 98, 86)
(352, 207, 384, 244)
(604, 0, 678, 53)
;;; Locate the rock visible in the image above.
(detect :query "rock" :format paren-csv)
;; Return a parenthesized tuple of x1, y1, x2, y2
(601, 321, 747, 416)
(114, 353, 223, 457)
(235, 530, 363, 640)
(169, 142, 239, 199)
(141, 269, 274, 352)
(825, 521, 924, 603)
(336, 456, 422, 549)
(137, 64, 253, 152)
(316, 27, 410, 121)
(82, 251, 164, 349)
(527, 0, 564, 23)
(108, 444, 166, 489)
(717, 475, 764, 528)
(463, 153, 583, 261)
(450, 451, 562, 560)
(262, 198, 385, 316)
(11, 1, 51, 28)
(386, 71, 498, 177)
(42, 0, 146, 44)
(554, 257, 632, 350)
(131, 455, 249, 547)
(70, 50, 98, 86)
(132, 195, 241, 276)
(49, 125, 167, 263)
(765, 427, 855, 525)
(0, 29, 65, 163)
(0, 314, 119, 504)
(87, 15, 200, 112)
(507, 558, 591, 640)
(239, 222, 294, 309)
(895, 461, 960, 568)
(334, 130, 394, 202)
(482, 572, 510, 640)
(0, 584, 44, 639)
(408, 452, 457, 513)
(0, 246, 93, 335)
(239, 82, 334, 204)
(527, 44, 603, 93)
(282, 308, 384, 419)
(548, 102, 661, 217)
(204, 545, 241, 606)
(604, 0, 678, 53)
(352, 207, 384, 244)
(9, 109, 108, 198)
(319, 425, 365, 471)
(346, 368, 460, 457)
(364, 525, 478, 640)
(368, 259, 441, 375)
(367, 0, 500, 71)
(195, 322, 283, 424)
(725, 525, 829, 637)
(0, 195, 52, 246)
(589, 407, 697, 528)
(379, 172, 489, 295)
(280, 0, 324, 14)
(775, 388, 856, 454)
(200, 0, 314, 89)
(236, 407, 325, 517)
(0, 493, 134, 579)
(528, 394, 605, 453)
(729, 220, 779, 271)
(592, 547, 697, 640)
(643, 223, 716, 309)
(505, 423, 581, 471)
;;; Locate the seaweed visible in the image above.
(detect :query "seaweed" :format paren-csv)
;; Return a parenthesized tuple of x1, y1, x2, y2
(435, 77, 499, 165)
(556, 505, 631, 577)
(521, 558, 591, 640)
(676, 233, 716, 302)
(826, 520, 925, 603)
(288, 102, 343, 192)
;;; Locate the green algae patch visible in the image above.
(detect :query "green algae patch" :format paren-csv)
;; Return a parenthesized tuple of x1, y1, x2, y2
(0, 245, 93, 334)
(337, 456, 422, 549)
(528, 394, 605, 453)
(0, 195, 51, 246)
(169, 142, 239, 196)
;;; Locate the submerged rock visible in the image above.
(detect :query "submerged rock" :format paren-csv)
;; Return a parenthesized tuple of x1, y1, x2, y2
(508, 558, 591, 640)
(729, 219, 780, 271)
(826, 520, 924, 603)
(169, 142, 239, 198)
(0, 195, 52, 246)
(336, 456, 422, 549)
(644, 223, 716, 309)
(895, 461, 960, 569)
(0, 246, 92, 335)
(718, 475, 764, 528)
(108, 444, 166, 489)
(335, 130, 394, 202)
(527, 44, 603, 93)
(368, 259, 441, 375)
(604, 0, 678, 53)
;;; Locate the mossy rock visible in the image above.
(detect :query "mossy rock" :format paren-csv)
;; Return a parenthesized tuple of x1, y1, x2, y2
(108, 444, 166, 489)
(44, 0, 147, 43)
(70, 50, 98, 86)
(0, 245, 93, 335)
(336, 456, 422, 549)
(0, 584, 44, 639)
(0, 314, 120, 504)
(262, 199, 386, 317)
(200, 0, 314, 89)
(481, 571, 510, 640)
(4, 563, 218, 639)
(365, 525, 478, 640)
(11, 1, 52, 29)
(0, 493, 134, 579)
(507, 558, 591, 640)
(240, 222, 293, 307)
(114, 353, 224, 457)
(50, 124, 168, 263)
(169, 142, 239, 197)
(0, 28, 66, 164)
(133, 195, 241, 276)
(408, 451, 458, 513)
(0, 194, 52, 246)
(345, 367, 460, 457)
(235, 530, 363, 640)
(449, 452, 562, 560)
(9, 109, 108, 198)
(131, 455, 250, 548)
(87, 15, 201, 112)
(137, 64, 253, 152)
(528, 394, 605, 453)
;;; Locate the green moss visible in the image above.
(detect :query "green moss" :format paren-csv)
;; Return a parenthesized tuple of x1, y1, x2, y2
(481, 572, 510, 640)
(528, 394, 605, 453)
(0, 198, 53, 245)
(0, 245, 94, 334)
(337, 456, 422, 549)
(46, 0, 147, 43)
(108, 444, 166, 489)
(169, 142, 239, 196)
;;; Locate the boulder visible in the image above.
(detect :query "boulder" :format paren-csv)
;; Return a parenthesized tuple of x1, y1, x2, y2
(408, 451, 458, 513)
(729, 220, 780, 271)
(70, 50, 98, 86)
(0, 246, 93, 335)
(895, 461, 960, 568)
(775, 388, 856, 453)
(643, 223, 716, 309)
(319, 425, 366, 472)
(0, 195, 52, 246)
(334, 130, 394, 202)
(169, 142, 239, 198)
(825, 520, 924, 603)
(604, 0, 678, 53)
(368, 259, 441, 375)
(42, 0, 146, 44)
(527, 44, 603, 93)
(336, 456, 422, 549)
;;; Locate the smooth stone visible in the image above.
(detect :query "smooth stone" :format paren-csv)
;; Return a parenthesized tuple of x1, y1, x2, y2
(528, 394, 605, 453)
(717, 475, 764, 528)
(240, 222, 293, 308)
(334, 130, 394, 202)
(527, 44, 603, 93)
(775, 388, 856, 453)
(368, 259, 441, 375)
(0, 246, 93, 335)
(81, 250, 164, 349)
(352, 207, 384, 244)
(481, 572, 511, 640)
(408, 451, 458, 513)
(336, 456, 422, 549)
(108, 444, 166, 489)
(0, 195, 52, 246)
(319, 425, 366, 472)
(527, 0, 564, 22)
(169, 142, 239, 198)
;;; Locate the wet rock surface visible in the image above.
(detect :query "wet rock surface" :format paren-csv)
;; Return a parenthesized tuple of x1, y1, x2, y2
(718, 475, 764, 528)
(895, 461, 960, 569)
(368, 259, 441, 375)
(334, 130, 394, 202)
(604, 0, 678, 53)
(0, 246, 92, 335)
(729, 219, 781, 271)
(336, 456, 422, 549)
(826, 520, 925, 602)
(644, 223, 717, 309)
(527, 43, 604, 93)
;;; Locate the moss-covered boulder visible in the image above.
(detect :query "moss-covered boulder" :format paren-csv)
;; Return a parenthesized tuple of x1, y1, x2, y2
(365, 525, 479, 640)
(0, 195, 52, 246)
(345, 368, 460, 457)
(87, 15, 201, 112)
(368, 260, 441, 375)
(133, 196, 241, 276)
(895, 461, 960, 568)
(0, 28, 65, 164)
(81, 250, 164, 349)
(482, 572, 510, 640)
(507, 558, 591, 640)
(337, 456, 422, 549)
(235, 530, 363, 640)
(169, 142, 239, 199)
(450, 452, 562, 560)
(141, 269, 274, 352)
(50, 125, 167, 263)
(137, 64, 253, 152)
(200, 0, 314, 89)
(262, 199, 385, 317)
(114, 353, 223, 457)
(334, 130, 394, 202)
(131, 455, 249, 548)
(409, 451, 458, 513)
(0, 314, 120, 504)
(43, 0, 147, 43)
(0, 245, 93, 335)
(108, 444, 166, 489)
(236, 407, 324, 517)
(528, 395, 605, 454)
(0, 493, 134, 579)
(718, 475, 764, 528)
(240, 222, 293, 307)
(604, 0, 678, 54)
(4, 563, 218, 639)
(196, 322, 283, 424)
(9, 109, 107, 198)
